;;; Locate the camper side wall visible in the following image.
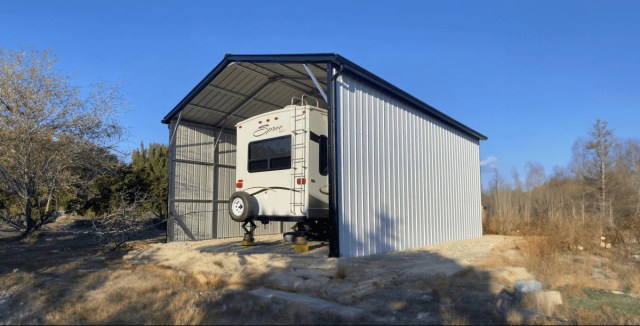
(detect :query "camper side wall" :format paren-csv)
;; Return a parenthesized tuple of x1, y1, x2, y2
(306, 109, 330, 218)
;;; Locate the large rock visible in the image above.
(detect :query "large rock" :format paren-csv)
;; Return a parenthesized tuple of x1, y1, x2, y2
(533, 290, 563, 315)
(266, 271, 331, 292)
(512, 281, 563, 316)
(249, 288, 364, 319)
(514, 280, 542, 294)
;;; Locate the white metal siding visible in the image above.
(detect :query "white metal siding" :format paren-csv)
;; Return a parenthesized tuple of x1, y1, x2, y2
(336, 74, 482, 258)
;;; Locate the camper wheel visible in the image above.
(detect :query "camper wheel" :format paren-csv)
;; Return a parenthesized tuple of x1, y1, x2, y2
(229, 191, 255, 222)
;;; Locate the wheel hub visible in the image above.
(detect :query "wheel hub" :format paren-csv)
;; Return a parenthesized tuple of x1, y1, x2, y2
(231, 198, 245, 216)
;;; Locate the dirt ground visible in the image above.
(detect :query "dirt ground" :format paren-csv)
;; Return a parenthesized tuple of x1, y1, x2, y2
(0, 215, 616, 325)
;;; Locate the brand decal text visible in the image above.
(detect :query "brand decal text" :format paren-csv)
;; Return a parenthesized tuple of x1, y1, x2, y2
(253, 124, 285, 137)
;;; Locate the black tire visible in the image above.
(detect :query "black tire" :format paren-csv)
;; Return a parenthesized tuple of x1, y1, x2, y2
(229, 191, 255, 222)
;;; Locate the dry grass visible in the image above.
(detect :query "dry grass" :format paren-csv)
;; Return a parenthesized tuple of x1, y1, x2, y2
(389, 300, 408, 312)
(487, 214, 640, 324)
(43, 264, 226, 325)
(609, 248, 640, 294)
(520, 244, 623, 299)
(1, 261, 263, 325)
(567, 288, 640, 325)
(505, 309, 525, 325)
(439, 298, 470, 325)
(509, 217, 627, 293)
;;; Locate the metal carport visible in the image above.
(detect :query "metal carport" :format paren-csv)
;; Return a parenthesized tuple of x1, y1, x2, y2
(162, 53, 487, 258)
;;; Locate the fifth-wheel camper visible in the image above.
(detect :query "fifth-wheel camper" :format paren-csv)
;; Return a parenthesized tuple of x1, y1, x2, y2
(228, 96, 329, 242)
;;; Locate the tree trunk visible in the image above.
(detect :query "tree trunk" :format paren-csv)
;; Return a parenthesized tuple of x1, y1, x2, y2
(601, 159, 607, 222)
(25, 196, 35, 233)
(45, 191, 53, 215)
(42, 190, 55, 224)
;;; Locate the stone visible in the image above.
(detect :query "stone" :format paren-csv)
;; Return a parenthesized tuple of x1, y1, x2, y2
(248, 288, 364, 319)
(533, 290, 563, 315)
(514, 280, 542, 294)
(420, 293, 434, 302)
(336, 294, 354, 305)
(416, 312, 431, 320)
(323, 282, 354, 298)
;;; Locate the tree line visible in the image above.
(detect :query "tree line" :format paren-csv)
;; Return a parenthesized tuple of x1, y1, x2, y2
(485, 119, 640, 245)
(0, 47, 168, 238)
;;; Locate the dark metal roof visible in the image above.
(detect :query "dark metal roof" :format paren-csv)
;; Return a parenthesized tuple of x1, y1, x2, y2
(162, 53, 487, 140)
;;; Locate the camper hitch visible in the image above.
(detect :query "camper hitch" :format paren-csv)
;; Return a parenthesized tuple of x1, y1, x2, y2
(241, 220, 257, 246)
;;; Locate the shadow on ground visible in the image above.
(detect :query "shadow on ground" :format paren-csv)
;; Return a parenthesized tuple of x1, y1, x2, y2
(0, 217, 166, 324)
(0, 215, 555, 325)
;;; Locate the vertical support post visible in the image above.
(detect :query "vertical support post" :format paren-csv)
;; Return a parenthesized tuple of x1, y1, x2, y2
(212, 127, 220, 238)
(327, 62, 341, 258)
(167, 111, 182, 242)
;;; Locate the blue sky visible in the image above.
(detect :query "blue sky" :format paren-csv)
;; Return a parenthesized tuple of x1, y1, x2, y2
(2, 0, 639, 189)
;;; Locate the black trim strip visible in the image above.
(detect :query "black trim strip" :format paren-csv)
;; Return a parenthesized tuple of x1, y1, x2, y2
(328, 62, 340, 258)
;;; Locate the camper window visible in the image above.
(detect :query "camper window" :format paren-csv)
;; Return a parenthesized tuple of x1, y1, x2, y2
(319, 135, 328, 176)
(248, 135, 291, 172)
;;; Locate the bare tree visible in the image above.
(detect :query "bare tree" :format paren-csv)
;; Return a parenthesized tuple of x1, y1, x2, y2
(610, 138, 640, 241)
(523, 161, 546, 222)
(487, 168, 519, 234)
(524, 161, 545, 191)
(0, 47, 125, 234)
(91, 186, 151, 250)
(585, 119, 615, 226)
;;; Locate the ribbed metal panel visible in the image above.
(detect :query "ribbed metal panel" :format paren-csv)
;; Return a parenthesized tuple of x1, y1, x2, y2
(174, 202, 214, 240)
(174, 124, 215, 162)
(336, 74, 482, 258)
(174, 162, 213, 201)
(173, 62, 328, 128)
(168, 122, 288, 241)
(169, 122, 215, 241)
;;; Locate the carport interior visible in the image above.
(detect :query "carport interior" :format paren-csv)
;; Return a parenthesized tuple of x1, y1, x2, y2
(163, 56, 332, 243)
(168, 61, 329, 129)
